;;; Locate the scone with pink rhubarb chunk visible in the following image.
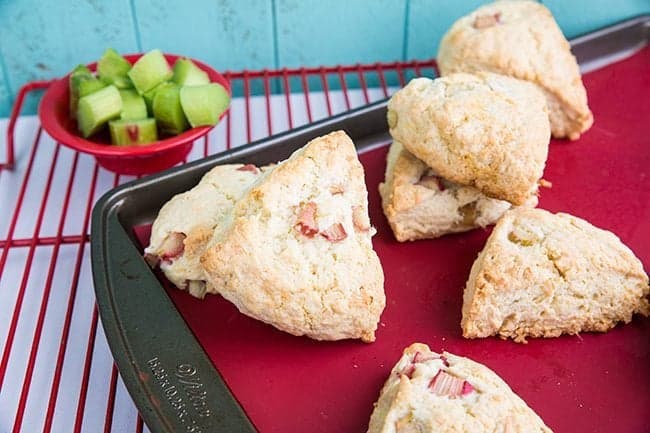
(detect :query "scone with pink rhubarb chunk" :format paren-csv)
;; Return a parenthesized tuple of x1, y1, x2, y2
(367, 343, 553, 433)
(387, 73, 550, 206)
(368, 343, 552, 433)
(144, 163, 265, 298)
(200, 131, 385, 342)
(438, 0, 593, 140)
(379, 141, 537, 241)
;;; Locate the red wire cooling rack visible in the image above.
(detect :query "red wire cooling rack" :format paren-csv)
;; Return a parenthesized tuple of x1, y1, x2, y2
(0, 60, 437, 433)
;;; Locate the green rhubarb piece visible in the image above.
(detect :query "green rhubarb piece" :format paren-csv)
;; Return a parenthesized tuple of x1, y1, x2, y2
(179, 83, 230, 127)
(77, 85, 122, 138)
(153, 83, 189, 135)
(97, 48, 132, 89)
(69, 65, 107, 118)
(142, 81, 167, 114)
(77, 78, 107, 96)
(72, 64, 92, 75)
(109, 118, 158, 146)
(128, 49, 172, 94)
(172, 58, 210, 86)
(119, 89, 147, 120)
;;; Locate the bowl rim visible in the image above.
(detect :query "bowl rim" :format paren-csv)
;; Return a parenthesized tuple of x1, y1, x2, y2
(38, 52, 231, 158)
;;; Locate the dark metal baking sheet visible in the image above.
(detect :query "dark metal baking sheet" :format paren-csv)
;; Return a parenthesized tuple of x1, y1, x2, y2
(91, 99, 391, 433)
(91, 15, 649, 433)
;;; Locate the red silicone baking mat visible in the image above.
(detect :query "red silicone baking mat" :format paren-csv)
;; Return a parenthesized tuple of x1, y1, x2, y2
(135, 47, 650, 433)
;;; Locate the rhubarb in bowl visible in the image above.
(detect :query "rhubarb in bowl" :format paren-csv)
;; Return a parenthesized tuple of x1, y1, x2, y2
(39, 52, 231, 176)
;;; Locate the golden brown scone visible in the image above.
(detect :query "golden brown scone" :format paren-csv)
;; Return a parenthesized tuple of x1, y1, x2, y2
(379, 141, 533, 242)
(367, 343, 553, 433)
(387, 73, 550, 206)
(438, 0, 593, 140)
(462, 208, 650, 343)
(201, 131, 385, 342)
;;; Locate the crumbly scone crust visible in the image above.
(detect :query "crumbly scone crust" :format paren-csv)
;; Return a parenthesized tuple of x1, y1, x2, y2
(437, 0, 593, 140)
(200, 131, 385, 342)
(367, 343, 553, 433)
(462, 208, 650, 342)
(145, 164, 264, 297)
(388, 72, 550, 205)
(379, 141, 533, 242)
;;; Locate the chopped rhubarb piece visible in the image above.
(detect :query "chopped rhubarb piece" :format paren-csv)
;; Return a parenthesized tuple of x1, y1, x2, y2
(160, 232, 186, 261)
(416, 174, 445, 191)
(127, 124, 139, 141)
(144, 252, 160, 268)
(401, 364, 416, 379)
(237, 164, 259, 174)
(413, 351, 439, 363)
(473, 12, 501, 29)
(297, 201, 319, 237)
(352, 205, 371, 232)
(321, 223, 347, 242)
(440, 354, 450, 367)
(428, 371, 465, 397)
(462, 381, 475, 395)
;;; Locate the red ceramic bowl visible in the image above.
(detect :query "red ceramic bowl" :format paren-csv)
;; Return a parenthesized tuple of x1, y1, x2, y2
(39, 54, 231, 176)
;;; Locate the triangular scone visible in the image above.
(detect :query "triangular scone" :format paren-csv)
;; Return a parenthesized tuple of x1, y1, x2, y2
(379, 141, 536, 242)
(367, 343, 553, 433)
(144, 164, 265, 298)
(438, 0, 593, 140)
(200, 131, 385, 342)
(462, 208, 650, 342)
(387, 73, 550, 206)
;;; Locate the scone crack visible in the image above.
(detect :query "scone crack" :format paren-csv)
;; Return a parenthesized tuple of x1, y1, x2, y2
(329, 184, 345, 195)
(300, 304, 315, 332)
(204, 179, 239, 203)
(507, 228, 571, 314)
(506, 231, 534, 247)
(547, 251, 568, 281)
(415, 172, 446, 191)
(507, 223, 569, 282)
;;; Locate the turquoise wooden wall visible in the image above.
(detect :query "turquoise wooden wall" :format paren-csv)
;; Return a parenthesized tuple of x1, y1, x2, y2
(0, 0, 648, 117)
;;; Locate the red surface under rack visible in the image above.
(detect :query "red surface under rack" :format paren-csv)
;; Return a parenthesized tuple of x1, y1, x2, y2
(0, 60, 435, 433)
